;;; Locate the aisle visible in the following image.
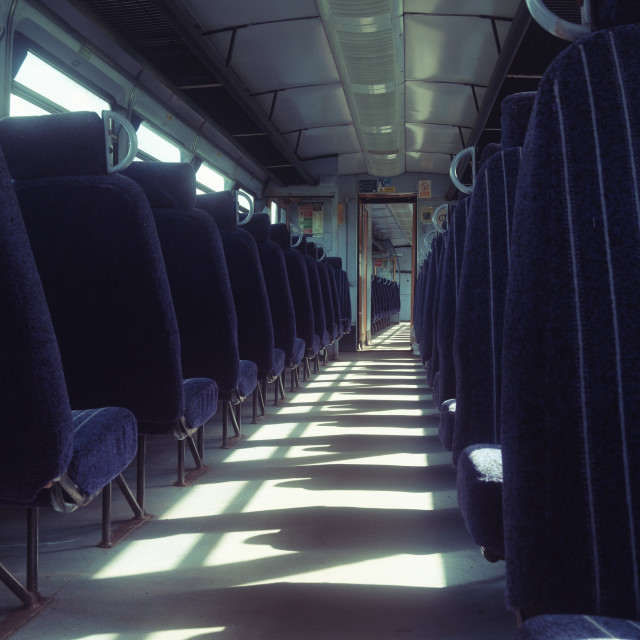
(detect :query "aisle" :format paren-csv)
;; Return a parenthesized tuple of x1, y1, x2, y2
(2, 323, 514, 640)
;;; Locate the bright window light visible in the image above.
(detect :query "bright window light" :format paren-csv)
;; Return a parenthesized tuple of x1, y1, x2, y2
(14, 52, 109, 114)
(196, 163, 225, 191)
(9, 93, 48, 117)
(137, 122, 181, 162)
(270, 201, 278, 224)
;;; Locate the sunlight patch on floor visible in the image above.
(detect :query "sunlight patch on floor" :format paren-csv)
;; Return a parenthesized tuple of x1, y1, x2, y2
(224, 446, 283, 462)
(239, 478, 437, 512)
(160, 482, 250, 520)
(204, 530, 296, 566)
(92, 534, 204, 579)
(275, 404, 355, 415)
(357, 407, 428, 417)
(144, 629, 226, 639)
(243, 421, 310, 440)
(326, 392, 430, 403)
(238, 552, 446, 589)
(248, 423, 427, 439)
(303, 452, 428, 468)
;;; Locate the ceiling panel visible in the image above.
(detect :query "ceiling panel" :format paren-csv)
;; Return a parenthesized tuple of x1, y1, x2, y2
(73, 0, 572, 205)
(406, 152, 453, 174)
(338, 152, 367, 175)
(183, 0, 319, 31)
(405, 15, 499, 85)
(406, 123, 463, 155)
(285, 125, 360, 159)
(405, 81, 477, 127)
(255, 84, 351, 132)
(405, 0, 519, 17)
(207, 18, 339, 93)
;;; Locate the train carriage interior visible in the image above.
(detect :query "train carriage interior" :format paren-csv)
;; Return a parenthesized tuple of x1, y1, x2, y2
(2, 0, 640, 638)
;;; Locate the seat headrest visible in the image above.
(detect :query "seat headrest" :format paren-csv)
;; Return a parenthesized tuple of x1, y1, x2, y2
(480, 143, 502, 165)
(196, 191, 237, 228)
(501, 92, 537, 149)
(271, 223, 290, 250)
(244, 213, 271, 243)
(0, 112, 107, 179)
(594, 0, 640, 29)
(122, 162, 196, 209)
(326, 257, 342, 270)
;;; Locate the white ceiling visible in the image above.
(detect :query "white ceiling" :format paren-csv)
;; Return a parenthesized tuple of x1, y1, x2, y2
(173, 0, 521, 179)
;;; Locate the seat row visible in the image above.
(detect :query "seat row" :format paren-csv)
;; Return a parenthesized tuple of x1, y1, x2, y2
(371, 275, 400, 335)
(0, 110, 351, 613)
(414, 0, 640, 637)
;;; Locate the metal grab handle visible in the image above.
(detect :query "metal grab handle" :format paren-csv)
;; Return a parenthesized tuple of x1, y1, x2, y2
(432, 203, 449, 233)
(315, 242, 326, 262)
(103, 111, 138, 174)
(236, 193, 255, 226)
(290, 223, 303, 248)
(449, 146, 476, 195)
(525, 0, 591, 41)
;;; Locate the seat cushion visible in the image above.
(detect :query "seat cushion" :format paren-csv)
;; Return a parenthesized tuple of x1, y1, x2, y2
(309, 333, 321, 357)
(456, 444, 504, 560)
(271, 347, 285, 379)
(291, 337, 306, 367)
(183, 377, 218, 431)
(64, 406, 137, 501)
(238, 359, 258, 400)
(438, 399, 456, 452)
(515, 614, 640, 639)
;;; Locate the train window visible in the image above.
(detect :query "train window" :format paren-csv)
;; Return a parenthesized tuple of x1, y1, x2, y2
(9, 93, 48, 117)
(12, 52, 110, 115)
(196, 163, 225, 193)
(136, 122, 181, 162)
(270, 201, 278, 224)
(237, 189, 254, 214)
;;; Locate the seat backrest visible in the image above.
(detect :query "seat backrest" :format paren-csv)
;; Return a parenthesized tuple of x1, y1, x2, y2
(296, 235, 329, 347)
(501, 21, 640, 619)
(309, 242, 339, 341)
(122, 162, 241, 396)
(435, 194, 469, 407)
(326, 256, 352, 333)
(0, 112, 184, 428)
(419, 233, 443, 363)
(271, 223, 317, 355)
(0, 145, 74, 506)
(451, 92, 536, 464)
(244, 213, 298, 363)
(196, 191, 277, 380)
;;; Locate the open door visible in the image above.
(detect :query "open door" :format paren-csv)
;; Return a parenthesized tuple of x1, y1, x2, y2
(357, 200, 370, 349)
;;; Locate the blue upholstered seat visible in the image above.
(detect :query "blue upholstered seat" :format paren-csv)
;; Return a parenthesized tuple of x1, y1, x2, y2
(122, 162, 255, 448)
(452, 93, 536, 563)
(296, 235, 330, 369)
(197, 191, 283, 419)
(310, 242, 340, 345)
(501, 17, 640, 620)
(271, 223, 319, 379)
(0, 143, 137, 607)
(434, 199, 468, 413)
(326, 257, 352, 335)
(245, 213, 305, 395)
(0, 112, 217, 511)
(425, 228, 447, 387)
(418, 234, 442, 371)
